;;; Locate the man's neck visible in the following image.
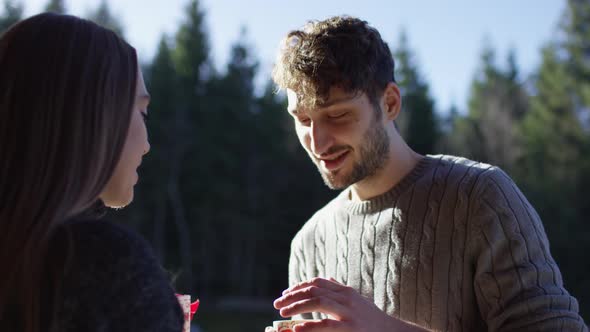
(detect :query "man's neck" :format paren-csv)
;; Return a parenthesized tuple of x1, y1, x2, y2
(349, 142, 422, 202)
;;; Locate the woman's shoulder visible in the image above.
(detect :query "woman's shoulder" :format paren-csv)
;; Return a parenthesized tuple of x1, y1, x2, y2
(61, 218, 149, 252)
(59, 219, 145, 257)
(56, 219, 159, 279)
(50, 218, 183, 331)
(54, 217, 172, 299)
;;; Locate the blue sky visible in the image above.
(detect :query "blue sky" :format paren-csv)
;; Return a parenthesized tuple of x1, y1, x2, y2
(18, 0, 564, 113)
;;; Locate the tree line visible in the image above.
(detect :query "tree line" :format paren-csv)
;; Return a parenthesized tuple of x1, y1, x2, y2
(2, 0, 588, 321)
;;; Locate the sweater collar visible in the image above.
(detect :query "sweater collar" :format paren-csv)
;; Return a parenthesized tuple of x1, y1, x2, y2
(335, 154, 440, 215)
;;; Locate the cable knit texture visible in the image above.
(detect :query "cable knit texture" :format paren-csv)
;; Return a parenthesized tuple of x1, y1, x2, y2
(289, 154, 587, 331)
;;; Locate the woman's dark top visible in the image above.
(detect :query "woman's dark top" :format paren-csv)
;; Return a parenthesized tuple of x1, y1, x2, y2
(43, 219, 183, 331)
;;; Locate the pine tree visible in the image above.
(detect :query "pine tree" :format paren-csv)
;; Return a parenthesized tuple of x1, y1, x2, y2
(438, 102, 461, 153)
(173, 0, 210, 94)
(205, 29, 260, 296)
(0, 0, 23, 35)
(518, 0, 590, 317)
(44, 0, 66, 14)
(394, 30, 439, 155)
(451, 43, 528, 172)
(563, 0, 590, 123)
(87, 0, 124, 36)
(169, 0, 211, 296)
(143, 36, 180, 266)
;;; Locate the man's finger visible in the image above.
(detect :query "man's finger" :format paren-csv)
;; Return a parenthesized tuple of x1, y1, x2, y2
(293, 319, 350, 332)
(279, 295, 349, 320)
(328, 277, 342, 285)
(282, 277, 345, 296)
(274, 285, 347, 310)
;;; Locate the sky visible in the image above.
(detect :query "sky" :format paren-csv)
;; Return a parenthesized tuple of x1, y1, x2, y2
(18, 0, 565, 113)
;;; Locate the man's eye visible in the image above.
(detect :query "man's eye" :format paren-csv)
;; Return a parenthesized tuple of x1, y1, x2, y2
(329, 112, 348, 119)
(298, 117, 311, 125)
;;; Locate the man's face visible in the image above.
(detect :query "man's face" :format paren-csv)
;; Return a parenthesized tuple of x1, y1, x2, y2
(287, 87, 390, 189)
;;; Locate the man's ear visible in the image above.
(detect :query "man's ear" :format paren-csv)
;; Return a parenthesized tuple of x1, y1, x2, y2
(381, 82, 402, 121)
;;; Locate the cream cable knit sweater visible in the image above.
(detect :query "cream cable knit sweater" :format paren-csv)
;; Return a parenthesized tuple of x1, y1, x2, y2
(289, 155, 587, 331)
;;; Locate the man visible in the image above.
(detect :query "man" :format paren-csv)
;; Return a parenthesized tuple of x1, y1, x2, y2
(268, 16, 587, 331)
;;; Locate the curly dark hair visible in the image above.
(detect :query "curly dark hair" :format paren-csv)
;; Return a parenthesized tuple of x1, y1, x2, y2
(272, 16, 395, 109)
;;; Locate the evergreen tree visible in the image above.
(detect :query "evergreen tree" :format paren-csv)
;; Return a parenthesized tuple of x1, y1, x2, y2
(520, 45, 580, 199)
(394, 30, 439, 154)
(204, 29, 260, 296)
(169, 0, 211, 296)
(450, 44, 528, 172)
(0, 0, 22, 35)
(561, 0, 590, 231)
(173, 0, 210, 93)
(143, 36, 181, 267)
(563, 0, 590, 123)
(438, 102, 461, 152)
(518, 1, 590, 316)
(44, 0, 66, 14)
(87, 0, 124, 36)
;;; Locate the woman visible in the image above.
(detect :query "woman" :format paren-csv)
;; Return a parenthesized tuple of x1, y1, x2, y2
(0, 13, 183, 331)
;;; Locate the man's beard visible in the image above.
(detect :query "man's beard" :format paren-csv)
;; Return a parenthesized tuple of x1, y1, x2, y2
(315, 115, 390, 190)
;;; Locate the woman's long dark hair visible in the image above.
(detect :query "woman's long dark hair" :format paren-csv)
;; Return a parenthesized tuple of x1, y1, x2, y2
(0, 13, 138, 331)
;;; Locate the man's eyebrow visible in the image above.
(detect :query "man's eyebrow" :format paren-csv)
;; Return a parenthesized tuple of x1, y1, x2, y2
(317, 95, 357, 108)
(288, 95, 356, 115)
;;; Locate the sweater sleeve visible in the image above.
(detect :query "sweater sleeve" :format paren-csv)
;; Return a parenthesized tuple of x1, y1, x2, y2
(288, 226, 317, 320)
(469, 168, 587, 331)
(288, 231, 307, 288)
(55, 220, 184, 332)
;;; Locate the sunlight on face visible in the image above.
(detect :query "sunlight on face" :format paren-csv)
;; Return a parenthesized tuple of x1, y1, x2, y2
(100, 67, 151, 208)
(288, 87, 389, 190)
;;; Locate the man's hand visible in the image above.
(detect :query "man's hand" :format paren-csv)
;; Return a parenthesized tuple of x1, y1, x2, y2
(273, 277, 427, 332)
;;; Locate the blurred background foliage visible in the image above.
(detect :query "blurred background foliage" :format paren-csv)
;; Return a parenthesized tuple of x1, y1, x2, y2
(2, 0, 589, 329)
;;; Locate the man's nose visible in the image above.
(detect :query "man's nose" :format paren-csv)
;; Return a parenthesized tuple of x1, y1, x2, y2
(309, 121, 333, 156)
